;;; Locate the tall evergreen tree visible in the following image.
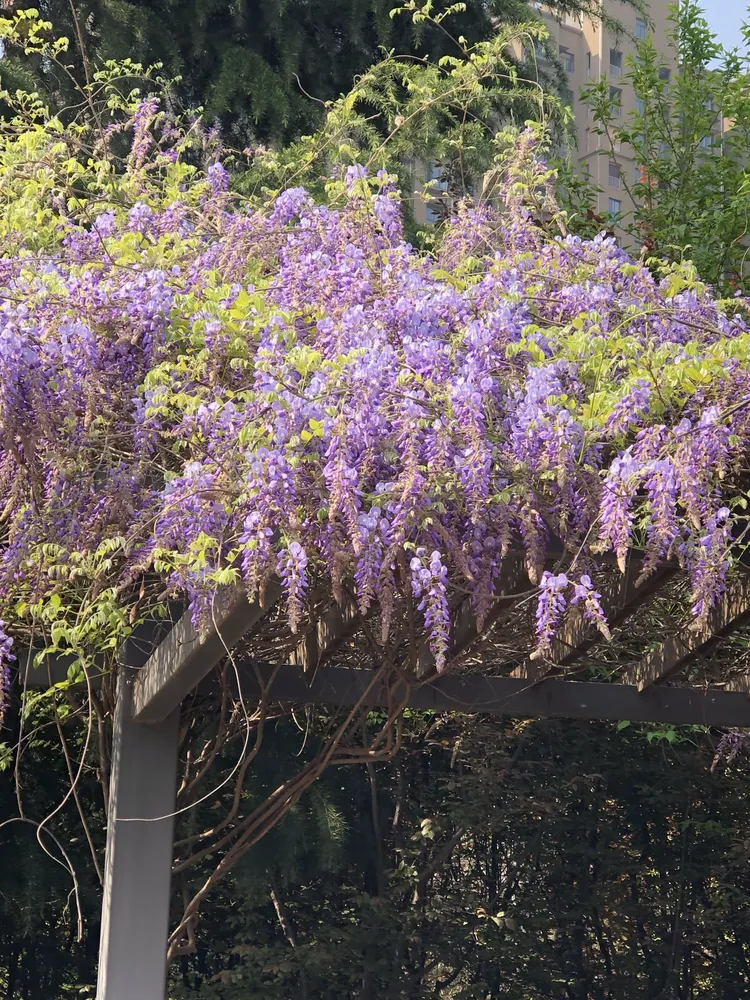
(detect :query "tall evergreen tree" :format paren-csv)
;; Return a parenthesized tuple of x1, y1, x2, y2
(2, 0, 636, 145)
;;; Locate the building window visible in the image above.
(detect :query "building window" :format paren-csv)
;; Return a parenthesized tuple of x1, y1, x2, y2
(608, 161, 621, 188)
(559, 46, 575, 73)
(609, 49, 623, 77)
(658, 66, 671, 82)
(425, 202, 442, 225)
(608, 197, 622, 216)
(635, 96, 645, 115)
(636, 16, 647, 40)
(426, 162, 448, 190)
(700, 134, 713, 150)
(610, 86, 622, 118)
(586, 51, 591, 77)
(658, 140, 669, 156)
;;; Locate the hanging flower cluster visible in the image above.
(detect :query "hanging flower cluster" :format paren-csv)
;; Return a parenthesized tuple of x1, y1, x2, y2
(0, 107, 749, 674)
(0, 621, 14, 726)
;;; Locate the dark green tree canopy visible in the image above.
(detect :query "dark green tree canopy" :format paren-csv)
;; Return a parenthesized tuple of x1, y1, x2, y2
(4, 0, 635, 143)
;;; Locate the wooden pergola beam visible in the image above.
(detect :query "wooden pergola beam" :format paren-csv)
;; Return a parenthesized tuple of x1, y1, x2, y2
(625, 575, 750, 692)
(553, 563, 676, 666)
(132, 584, 281, 723)
(242, 663, 750, 727)
(289, 593, 359, 673)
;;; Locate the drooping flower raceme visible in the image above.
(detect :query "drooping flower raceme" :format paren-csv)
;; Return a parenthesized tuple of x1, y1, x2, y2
(0, 620, 15, 727)
(277, 542, 309, 635)
(599, 450, 640, 574)
(410, 549, 451, 671)
(570, 576, 611, 641)
(532, 572, 570, 659)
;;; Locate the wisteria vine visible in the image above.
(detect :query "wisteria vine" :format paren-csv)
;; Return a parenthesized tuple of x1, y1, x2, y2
(1, 105, 750, 723)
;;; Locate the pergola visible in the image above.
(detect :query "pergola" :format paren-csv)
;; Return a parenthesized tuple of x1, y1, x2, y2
(25, 554, 750, 1000)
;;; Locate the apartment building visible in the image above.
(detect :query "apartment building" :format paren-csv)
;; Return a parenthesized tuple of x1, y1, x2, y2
(411, 0, 678, 228)
(540, 0, 675, 223)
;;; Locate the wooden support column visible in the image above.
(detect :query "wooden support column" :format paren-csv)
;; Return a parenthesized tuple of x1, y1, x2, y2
(96, 665, 180, 1000)
(95, 589, 281, 997)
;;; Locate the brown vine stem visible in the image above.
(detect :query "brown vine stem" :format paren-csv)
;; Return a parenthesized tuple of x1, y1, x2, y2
(269, 873, 309, 1000)
(167, 665, 407, 958)
(168, 728, 405, 959)
(0, 816, 84, 942)
(52, 696, 103, 884)
(172, 705, 266, 851)
(90, 691, 110, 818)
(177, 665, 231, 800)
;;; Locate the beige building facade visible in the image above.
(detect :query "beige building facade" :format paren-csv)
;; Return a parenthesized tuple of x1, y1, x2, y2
(540, 0, 675, 223)
(411, 0, 679, 229)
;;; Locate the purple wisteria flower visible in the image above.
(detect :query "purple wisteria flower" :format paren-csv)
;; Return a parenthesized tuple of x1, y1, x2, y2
(711, 730, 750, 771)
(0, 620, 16, 727)
(570, 575, 611, 640)
(354, 507, 389, 615)
(345, 164, 368, 191)
(532, 571, 569, 659)
(606, 379, 651, 436)
(599, 450, 640, 573)
(410, 549, 450, 671)
(128, 201, 155, 234)
(129, 97, 160, 170)
(277, 542, 309, 634)
(642, 458, 681, 576)
(688, 506, 731, 624)
(0, 120, 748, 680)
(207, 162, 229, 197)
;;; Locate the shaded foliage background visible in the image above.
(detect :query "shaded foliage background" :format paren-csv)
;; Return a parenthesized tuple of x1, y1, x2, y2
(3, 708, 750, 999)
(166, 715, 750, 999)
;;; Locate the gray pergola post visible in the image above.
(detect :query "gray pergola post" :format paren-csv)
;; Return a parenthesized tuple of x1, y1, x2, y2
(95, 666, 179, 1000)
(95, 598, 266, 1000)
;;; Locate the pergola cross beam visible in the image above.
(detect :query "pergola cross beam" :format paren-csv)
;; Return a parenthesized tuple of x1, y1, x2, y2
(133, 584, 281, 723)
(244, 663, 750, 727)
(625, 575, 750, 692)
